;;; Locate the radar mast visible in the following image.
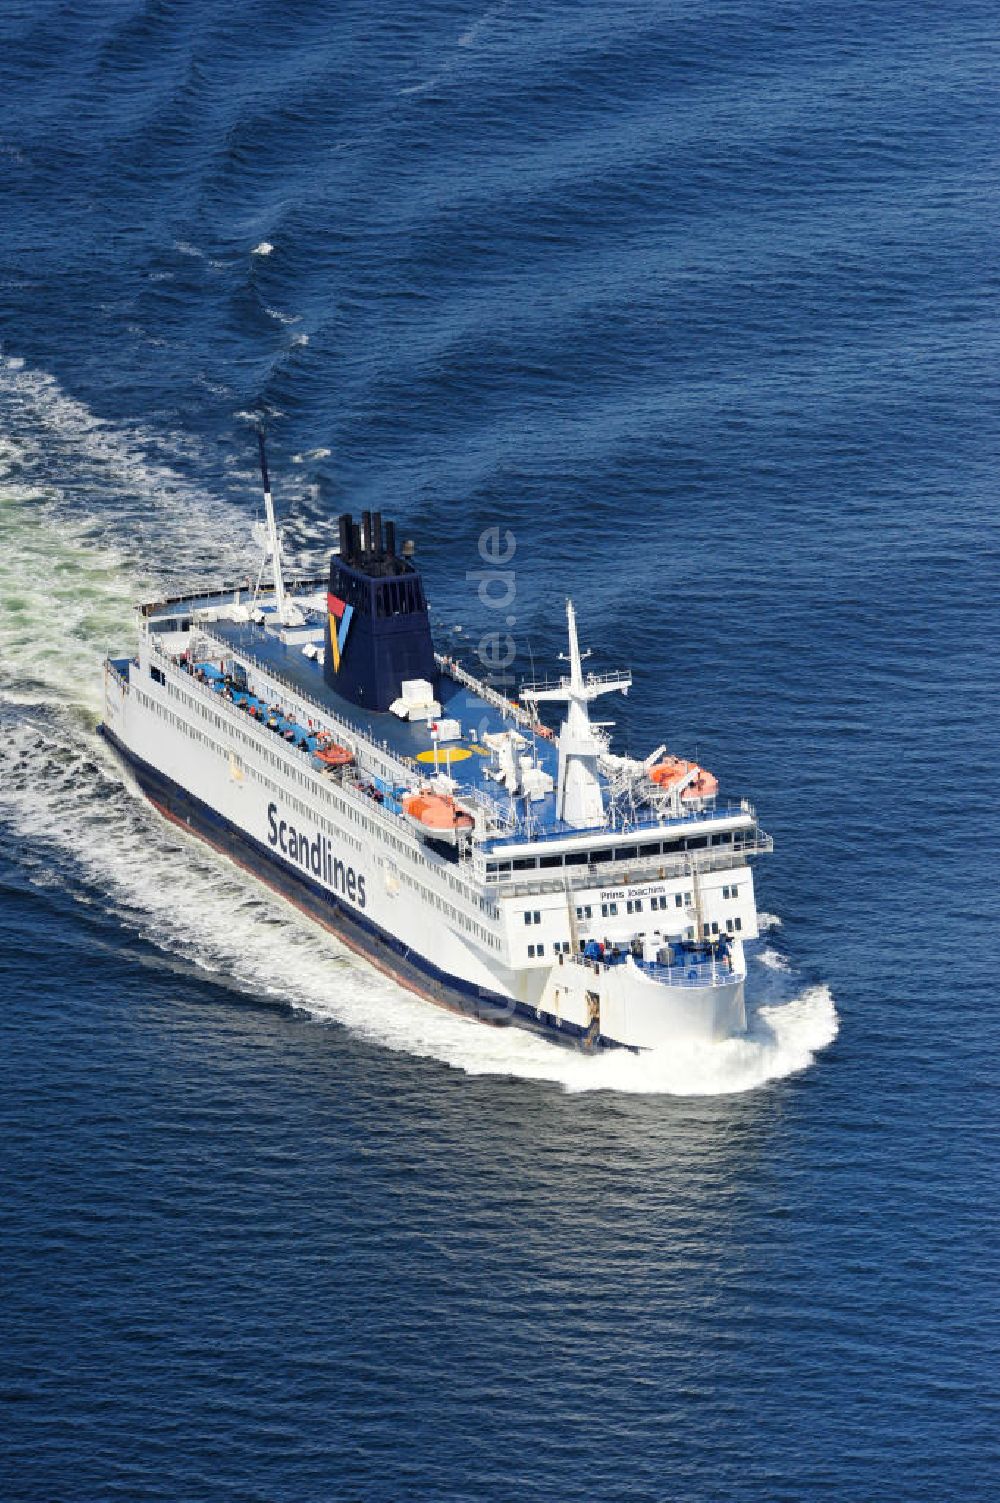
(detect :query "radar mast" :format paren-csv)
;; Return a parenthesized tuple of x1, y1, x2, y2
(521, 600, 631, 829)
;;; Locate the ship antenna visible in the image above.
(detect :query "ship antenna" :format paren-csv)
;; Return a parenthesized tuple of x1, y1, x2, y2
(526, 639, 540, 753)
(257, 426, 288, 623)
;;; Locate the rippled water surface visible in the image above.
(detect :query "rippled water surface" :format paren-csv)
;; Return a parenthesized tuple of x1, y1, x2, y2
(1, 2, 998, 1499)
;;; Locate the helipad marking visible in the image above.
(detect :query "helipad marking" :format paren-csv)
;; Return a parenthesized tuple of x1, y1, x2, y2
(415, 746, 474, 764)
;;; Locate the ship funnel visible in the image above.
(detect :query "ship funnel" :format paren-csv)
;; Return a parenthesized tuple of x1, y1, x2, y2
(325, 514, 436, 711)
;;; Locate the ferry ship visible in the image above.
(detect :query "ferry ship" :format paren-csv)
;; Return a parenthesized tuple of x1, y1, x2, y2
(100, 444, 772, 1052)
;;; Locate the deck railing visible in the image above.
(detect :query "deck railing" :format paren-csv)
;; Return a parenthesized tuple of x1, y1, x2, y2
(434, 653, 540, 732)
(569, 953, 737, 989)
(138, 574, 327, 618)
(147, 638, 501, 924)
(194, 626, 417, 789)
(480, 797, 755, 854)
(477, 835, 773, 898)
(521, 666, 631, 696)
(154, 636, 412, 825)
(105, 658, 130, 691)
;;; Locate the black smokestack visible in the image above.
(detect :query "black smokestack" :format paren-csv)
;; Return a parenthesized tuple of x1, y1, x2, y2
(385, 520, 396, 559)
(372, 511, 383, 558)
(351, 521, 362, 559)
(361, 510, 372, 557)
(338, 512, 352, 561)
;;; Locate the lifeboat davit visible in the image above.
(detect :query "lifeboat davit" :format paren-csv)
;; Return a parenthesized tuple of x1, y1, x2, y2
(316, 741, 354, 768)
(402, 791, 475, 836)
(649, 756, 719, 800)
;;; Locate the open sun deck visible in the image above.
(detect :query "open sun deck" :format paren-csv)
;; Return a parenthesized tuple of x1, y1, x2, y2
(136, 568, 764, 869)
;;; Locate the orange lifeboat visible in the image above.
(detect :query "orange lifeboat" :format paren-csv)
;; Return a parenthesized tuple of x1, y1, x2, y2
(650, 756, 691, 789)
(316, 742, 354, 768)
(402, 791, 475, 833)
(649, 757, 719, 800)
(683, 765, 719, 800)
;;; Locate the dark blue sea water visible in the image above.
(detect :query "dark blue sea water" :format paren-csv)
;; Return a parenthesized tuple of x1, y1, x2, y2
(1, 2, 998, 1498)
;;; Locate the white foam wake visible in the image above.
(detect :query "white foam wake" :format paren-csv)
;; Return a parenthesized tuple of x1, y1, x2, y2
(0, 483, 133, 711)
(0, 349, 257, 591)
(263, 305, 301, 325)
(291, 448, 332, 464)
(758, 946, 792, 972)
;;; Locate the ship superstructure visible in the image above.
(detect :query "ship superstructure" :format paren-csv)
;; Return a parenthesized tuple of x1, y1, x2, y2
(100, 492, 771, 1052)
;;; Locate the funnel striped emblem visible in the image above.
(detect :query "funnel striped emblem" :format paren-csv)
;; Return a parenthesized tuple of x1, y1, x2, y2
(327, 592, 354, 672)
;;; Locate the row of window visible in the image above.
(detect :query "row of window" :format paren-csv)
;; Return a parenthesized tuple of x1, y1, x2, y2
(144, 672, 503, 948)
(489, 828, 741, 876)
(170, 656, 504, 925)
(572, 886, 738, 925)
(528, 942, 573, 960)
(604, 893, 690, 918)
(528, 887, 748, 943)
(193, 658, 501, 924)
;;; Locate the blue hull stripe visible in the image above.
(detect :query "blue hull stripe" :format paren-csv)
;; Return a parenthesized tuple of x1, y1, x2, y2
(98, 725, 621, 1052)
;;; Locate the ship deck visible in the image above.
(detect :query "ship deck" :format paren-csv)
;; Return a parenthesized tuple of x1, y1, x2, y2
(143, 590, 747, 850)
(206, 613, 577, 833)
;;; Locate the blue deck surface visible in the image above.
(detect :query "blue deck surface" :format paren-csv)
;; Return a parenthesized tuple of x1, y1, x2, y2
(207, 617, 572, 828)
(197, 618, 737, 846)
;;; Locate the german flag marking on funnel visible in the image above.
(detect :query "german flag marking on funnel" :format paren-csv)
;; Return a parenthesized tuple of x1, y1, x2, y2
(327, 592, 354, 673)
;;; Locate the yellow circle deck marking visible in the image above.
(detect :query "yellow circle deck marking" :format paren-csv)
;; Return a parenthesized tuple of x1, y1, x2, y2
(415, 746, 473, 764)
